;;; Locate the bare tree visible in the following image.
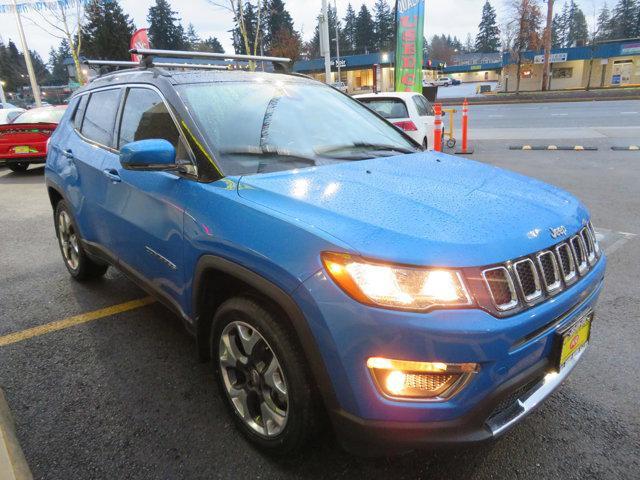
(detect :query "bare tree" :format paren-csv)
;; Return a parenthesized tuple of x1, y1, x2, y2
(24, 0, 86, 84)
(206, 0, 263, 70)
(506, 0, 543, 93)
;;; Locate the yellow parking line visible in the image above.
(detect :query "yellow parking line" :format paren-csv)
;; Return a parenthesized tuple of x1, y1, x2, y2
(0, 297, 155, 347)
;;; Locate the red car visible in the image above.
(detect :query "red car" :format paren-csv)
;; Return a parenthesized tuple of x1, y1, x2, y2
(0, 105, 66, 172)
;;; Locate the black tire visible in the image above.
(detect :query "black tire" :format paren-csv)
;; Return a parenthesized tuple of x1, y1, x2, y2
(8, 163, 29, 172)
(211, 296, 321, 455)
(446, 138, 457, 149)
(54, 200, 108, 280)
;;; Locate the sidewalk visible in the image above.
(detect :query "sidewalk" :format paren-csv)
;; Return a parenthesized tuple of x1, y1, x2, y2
(441, 86, 640, 105)
(0, 389, 32, 480)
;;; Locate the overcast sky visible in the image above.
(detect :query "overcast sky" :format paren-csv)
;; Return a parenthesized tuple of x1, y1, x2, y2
(0, 0, 608, 62)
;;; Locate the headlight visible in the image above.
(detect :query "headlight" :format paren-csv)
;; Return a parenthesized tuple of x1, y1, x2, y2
(321, 252, 473, 311)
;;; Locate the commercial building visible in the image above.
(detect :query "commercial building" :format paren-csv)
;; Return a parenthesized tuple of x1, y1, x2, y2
(502, 39, 640, 92)
(293, 39, 640, 94)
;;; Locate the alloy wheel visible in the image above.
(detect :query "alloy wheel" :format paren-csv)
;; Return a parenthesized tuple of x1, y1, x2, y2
(58, 210, 79, 270)
(219, 321, 289, 437)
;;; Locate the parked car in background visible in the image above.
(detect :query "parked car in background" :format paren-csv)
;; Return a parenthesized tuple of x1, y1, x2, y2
(0, 105, 66, 172)
(450, 77, 461, 85)
(0, 108, 26, 125)
(435, 76, 454, 87)
(1, 102, 20, 109)
(331, 81, 348, 93)
(355, 92, 438, 149)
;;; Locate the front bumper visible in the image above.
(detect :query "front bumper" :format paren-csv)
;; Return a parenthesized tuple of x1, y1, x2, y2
(295, 255, 606, 453)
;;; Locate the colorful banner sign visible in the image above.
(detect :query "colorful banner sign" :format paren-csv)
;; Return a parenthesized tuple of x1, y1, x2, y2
(0, 0, 86, 14)
(130, 28, 151, 62)
(621, 43, 640, 55)
(394, 0, 425, 92)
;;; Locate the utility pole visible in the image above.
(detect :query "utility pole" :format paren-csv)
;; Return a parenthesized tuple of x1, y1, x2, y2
(541, 0, 554, 91)
(333, 0, 341, 83)
(11, 0, 42, 107)
(320, 0, 331, 83)
(0, 80, 6, 105)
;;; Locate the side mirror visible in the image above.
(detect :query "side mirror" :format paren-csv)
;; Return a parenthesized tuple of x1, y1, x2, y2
(120, 139, 180, 172)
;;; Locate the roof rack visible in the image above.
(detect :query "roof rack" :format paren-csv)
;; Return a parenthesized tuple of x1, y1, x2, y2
(129, 48, 292, 72)
(83, 59, 230, 73)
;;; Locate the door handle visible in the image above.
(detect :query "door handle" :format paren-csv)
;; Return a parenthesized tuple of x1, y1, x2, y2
(62, 149, 74, 159)
(103, 169, 121, 183)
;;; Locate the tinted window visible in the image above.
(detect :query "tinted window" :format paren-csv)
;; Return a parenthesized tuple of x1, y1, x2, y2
(412, 95, 431, 116)
(118, 88, 188, 161)
(81, 89, 121, 146)
(73, 95, 89, 130)
(358, 97, 409, 119)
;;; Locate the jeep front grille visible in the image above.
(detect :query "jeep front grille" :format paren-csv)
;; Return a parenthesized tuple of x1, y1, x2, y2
(482, 224, 601, 314)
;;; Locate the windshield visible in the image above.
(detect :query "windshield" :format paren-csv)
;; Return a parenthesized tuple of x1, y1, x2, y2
(178, 79, 417, 175)
(358, 98, 409, 119)
(12, 107, 66, 124)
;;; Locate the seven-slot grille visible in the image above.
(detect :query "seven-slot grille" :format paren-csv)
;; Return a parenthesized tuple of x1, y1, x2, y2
(483, 223, 601, 312)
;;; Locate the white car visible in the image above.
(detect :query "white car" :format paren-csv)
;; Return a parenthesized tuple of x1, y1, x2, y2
(330, 81, 348, 93)
(0, 108, 26, 124)
(354, 92, 439, 149)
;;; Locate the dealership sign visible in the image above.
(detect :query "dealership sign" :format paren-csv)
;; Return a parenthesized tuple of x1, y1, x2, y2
(394, 0, 425, 93)
(130, 28, 151, 62)
(534, 53, 568, 64)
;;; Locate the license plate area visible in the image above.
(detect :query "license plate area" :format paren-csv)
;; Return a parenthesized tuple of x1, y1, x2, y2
(14, 146, 32, 154)
(555, 310, 592, 371)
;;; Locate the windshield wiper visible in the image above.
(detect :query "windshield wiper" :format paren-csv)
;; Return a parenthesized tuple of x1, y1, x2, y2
(316, 142, 417, 157)
(221, 148, 318, 166)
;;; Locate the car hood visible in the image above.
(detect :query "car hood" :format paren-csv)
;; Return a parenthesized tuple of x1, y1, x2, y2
(237, 152, 589, 267)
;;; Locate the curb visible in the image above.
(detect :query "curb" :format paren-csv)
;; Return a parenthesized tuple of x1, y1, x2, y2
(509, 145, 598, 151)
(611, 146, 640, 151)
(0, 389, 32, 480)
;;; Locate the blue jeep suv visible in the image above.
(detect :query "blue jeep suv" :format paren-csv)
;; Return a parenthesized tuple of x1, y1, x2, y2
(45, 56, 606, 455)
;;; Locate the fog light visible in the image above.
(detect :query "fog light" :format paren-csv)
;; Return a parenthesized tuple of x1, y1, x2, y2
(367, 357, 478, 400)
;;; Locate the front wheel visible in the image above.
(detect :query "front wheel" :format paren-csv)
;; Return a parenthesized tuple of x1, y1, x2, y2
(8, 163, 29, 172)
(54, 200, 108, 280)
(211, 296, 321, 454)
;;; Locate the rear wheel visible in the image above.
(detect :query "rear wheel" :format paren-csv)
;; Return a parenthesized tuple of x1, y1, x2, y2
(8, 163, 28, 172)
(211, 296, 321, 454)
(54, 200, 108, 280)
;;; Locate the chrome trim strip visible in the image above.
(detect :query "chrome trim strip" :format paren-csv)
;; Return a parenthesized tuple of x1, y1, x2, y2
(513, 258, 543, 302)
(482, 266, 518, 311)
(555, 243, 577, 283)
(581, 227, 597, 265)
(487, 346, 587, 436)
(536, 251, 562, 293)
(570, 235, 588, 275)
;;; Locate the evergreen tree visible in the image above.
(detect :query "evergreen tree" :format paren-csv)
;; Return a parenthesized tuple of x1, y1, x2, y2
(355, 4, 375, 53)
(48, 40, 71, 85)
(475, 0, 500, 52)
(185, 23, 200, 49)
(610, 0, 639, 39)
(147, 0, 186, 50)
(373, 0, 394, 52)
(342, 3, 358, 54)
(463, 33, 475, 53)
(566, 1, 588, 46)
(83, 0, 136, 60)
(200, 36, 225, 53)
(264, 0, 295, 52)
(595, 3, 613, 40)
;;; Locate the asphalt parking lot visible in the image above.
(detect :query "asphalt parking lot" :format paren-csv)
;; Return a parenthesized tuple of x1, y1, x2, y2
(1, 103, 639, 479)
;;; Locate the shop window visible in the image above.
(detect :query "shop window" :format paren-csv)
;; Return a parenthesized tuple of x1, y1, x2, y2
(552, 67, 573, 79)
(521, 69, 533, 79)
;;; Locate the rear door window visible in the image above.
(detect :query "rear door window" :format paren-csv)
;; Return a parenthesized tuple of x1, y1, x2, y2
(413, 95, 433, 116)
(117, 87, 189, 161)
(81, 88, 121, 147)
(73, 95, 88, 130)
(359, 98, 409, 119)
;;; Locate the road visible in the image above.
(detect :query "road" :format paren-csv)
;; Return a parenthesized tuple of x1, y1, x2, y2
(1, 100, 639, 479)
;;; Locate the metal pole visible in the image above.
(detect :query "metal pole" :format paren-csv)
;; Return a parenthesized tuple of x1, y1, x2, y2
(334, 0, 341, 83)
(11, 0, 42, 107)
(320, 0, 331, 83)
(0, 81, 6, 104)
(541, 0, 554, 92)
